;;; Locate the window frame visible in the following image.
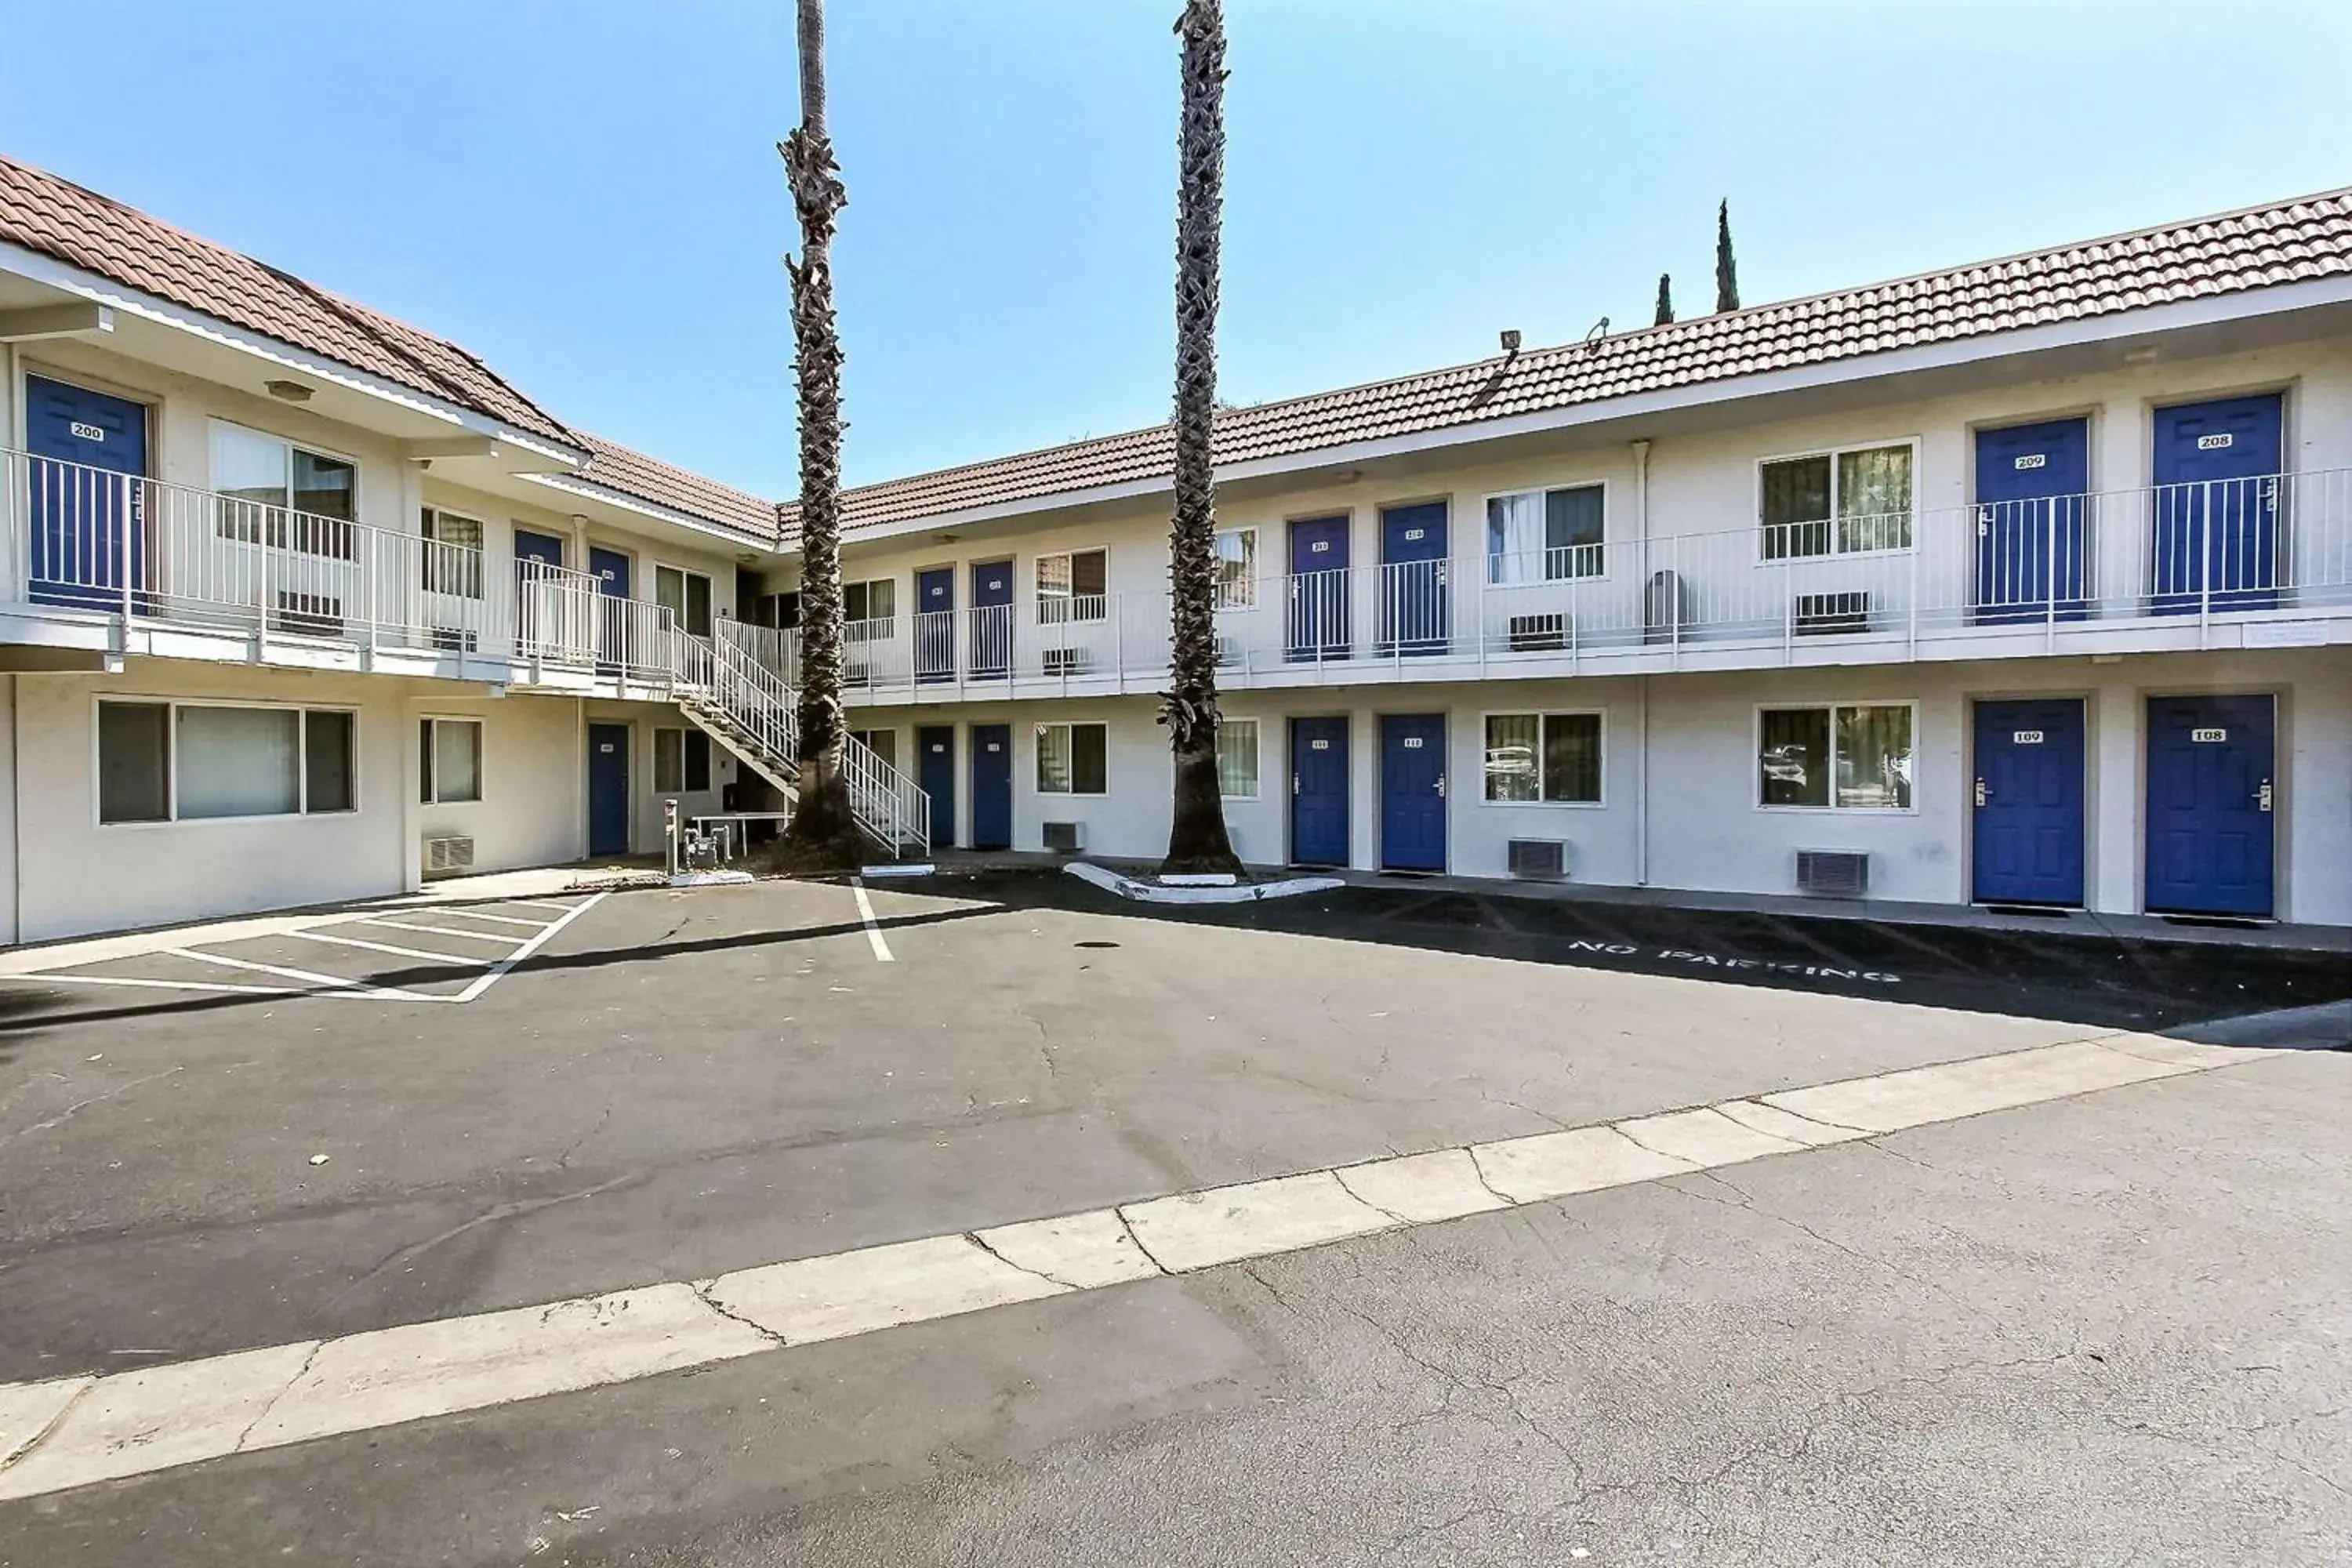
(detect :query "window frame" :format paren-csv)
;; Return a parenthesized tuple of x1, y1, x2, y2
(1478, 709, 1606, 807)
(93, 695, 361, 828)
(1033, 720, 1110, 797)
(419, 506, 487, 599)
(207, 418, 361, 559)
(1752, 701, 1918, 814)
(419, 715, 486, 807)
(843, 576, 898, 637)
(1752, 437, 1919, 562)
(1481, 481, 1610, 584)
(849, 727, 898, 772)
(1035, 546, 1111, 625)
(1216, 716, 1260, 800)
(653, 561, 717, 638)
(653, 726, 713, 793)
(1213, 527, 1259, 609)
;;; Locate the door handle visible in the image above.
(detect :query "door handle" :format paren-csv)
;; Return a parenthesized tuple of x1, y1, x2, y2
(1292, 775, 1301, 797)
(1974, 778, 1987, 808)
(1436, 775, 1446, 798)
(2258, 780, 2273, 813)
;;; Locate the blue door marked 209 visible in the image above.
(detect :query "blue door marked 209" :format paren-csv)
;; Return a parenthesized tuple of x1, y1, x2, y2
(26, 376, 148, 611)
(587, 724, 631, 856)
(1378, 503, 1449, 655)
(916, 725, 956, 848)
(1289, 716, 1349, 866)
(969, 723, 1013, 850)
(1379, 713, 1446, 870)
(915, 567, 955, 683)
(1286, 515, 1350, 661)
(2151, 394, 2282, 613)
(1971, 699, 2085, 906)
(2145, 695, 2274, 917)
(1973, 418, 2088, 624)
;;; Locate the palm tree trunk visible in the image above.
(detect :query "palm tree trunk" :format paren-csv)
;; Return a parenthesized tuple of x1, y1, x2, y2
(1160, 0, 1243, 878)
(775, 0, 862, 875)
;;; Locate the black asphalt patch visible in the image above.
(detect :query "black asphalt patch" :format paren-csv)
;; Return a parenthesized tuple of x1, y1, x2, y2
(932, 870, 2352, 1040)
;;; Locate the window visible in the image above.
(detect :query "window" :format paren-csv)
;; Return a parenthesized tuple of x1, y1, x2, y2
(1216, 718, 1259, 798)
(1760, 444, 1913, 559)
(844, 579, 895, 634)
(1214, 529, 1258, 608)
(419, 508, 485, 598)
(210, 421, 356, 557)
(1036, 549, 1109, 623)
(851, 728, 898, 771)
(1483, 713, 1602, 803)
(97, 700, 355, 824)
(655, 564, 715, 637)
(655, 727, 713, 793)
(1035, 721, 1109, 795)
(419, 717, 483, 804)
(1759, 705, 1912, 810)
(1486, 485, 1604, 583)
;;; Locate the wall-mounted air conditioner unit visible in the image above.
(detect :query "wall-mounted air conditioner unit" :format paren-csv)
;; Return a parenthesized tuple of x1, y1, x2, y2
(1041, 647, 1087, 676)
(1793, 591, 1871, 635)
(423, 834, 476, 879)
(1041, 821, 1085, 855)
(1506, 839, 1568, 880)
(1507, 613, 1567, 652)
(1795, 848, 1868, 897)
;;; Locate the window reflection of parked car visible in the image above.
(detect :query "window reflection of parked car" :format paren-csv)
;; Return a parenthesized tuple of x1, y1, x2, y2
(1762, 743, 1809, 787)
(1486, 743, 1537, 779)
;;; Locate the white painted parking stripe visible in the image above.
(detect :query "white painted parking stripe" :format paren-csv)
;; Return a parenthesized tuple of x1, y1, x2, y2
(451, 892, 605, 1004)
(165, 947, 441, 1001)
(850, 879, 894, 962)
(345, 918, 528, 946)
(411, 909, 563, 931)
(288, 930, 485, 964)
(0, 1033, 2274, 1502)
(16, 974, 302, 997)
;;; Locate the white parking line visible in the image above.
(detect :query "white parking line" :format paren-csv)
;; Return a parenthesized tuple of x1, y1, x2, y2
(851, 878, 894, 962)
(0, 1032, 2270, 1501)
(288, 930, 487, 964)
(164, 947, 441, 1001)
(452, 894, 605, 1004)
(346, 918, 528, 947)
(409, 909, 557, 931)
(13, 974, 299, 997)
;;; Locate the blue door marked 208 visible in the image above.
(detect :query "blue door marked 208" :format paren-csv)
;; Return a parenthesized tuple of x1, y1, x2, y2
(26, 376, 148, 611)
(1379, 713, 1446, 870)
(2144, 695, 2274, 917)
(1289, 715, 1349, 866)
(1972, 698, 2085, 906)
(969, 723, 1013, 851)
(2151, 394, 2282, 613)
(970, 562, 1014, 679)
(1973, 418, 2088, 624)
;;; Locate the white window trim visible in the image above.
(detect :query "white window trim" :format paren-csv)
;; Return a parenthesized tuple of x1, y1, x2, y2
(844, 574, 899, 631)
(1034, 546, 1111, 625)
(92, 695, 361, 829)
(1751, 700, 1919, 815)
(419, 714, 486, 807)
(1033, 720, 1110, 797)
(652, 560, 718, 637)
(1213, 527, 1260, 609)
(1751, 437, 1921, 564)
(1218, 716, 1261, 800)
(207, 418, 363, 546)
(1475, 708, 1607, 808)
(419, 506, 488, 599)
(1479, 479, 1612, 585)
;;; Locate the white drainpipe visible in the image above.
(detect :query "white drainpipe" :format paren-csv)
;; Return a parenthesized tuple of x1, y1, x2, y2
(1631, 439, 1652, 887)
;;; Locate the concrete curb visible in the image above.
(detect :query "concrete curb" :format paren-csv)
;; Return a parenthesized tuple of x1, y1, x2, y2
(2163, 998, 2352, 1051)
(1063, 862, 1345, 906)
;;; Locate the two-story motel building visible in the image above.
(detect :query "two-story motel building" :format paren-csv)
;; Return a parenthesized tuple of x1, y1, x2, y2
(3, 151, 2347, 942)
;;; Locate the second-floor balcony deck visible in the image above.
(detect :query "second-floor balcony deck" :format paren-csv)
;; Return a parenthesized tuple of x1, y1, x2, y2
(759, 470, 2352, 703)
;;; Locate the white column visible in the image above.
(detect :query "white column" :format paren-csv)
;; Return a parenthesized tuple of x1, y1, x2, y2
(2089, 677, 2140, 914)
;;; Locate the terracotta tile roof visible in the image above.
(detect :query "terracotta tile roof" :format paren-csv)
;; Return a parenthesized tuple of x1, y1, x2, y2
(0, 153, 576, 445)
(573, 434, 779, 543)
(793, 185, 2352, 539)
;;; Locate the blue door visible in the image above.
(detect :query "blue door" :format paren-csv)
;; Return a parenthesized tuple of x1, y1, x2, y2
(25, 376, 148, 611)
(2151, 394, 2282, 613)
(915, 567, 955, 683)
(1286, 515, 1352, 661)
(1972, 699, 2086, 906)
(970, 561, 1014, 679)
(2145, 695, 2274, 916)
(590, 546, 631, 673)
(917, 725, 957, 848)
(1378, 713, 1446, 870)
(514, 529, 564, 646)
(1289, 716, 1350, 866)
(969, 723, 1013, 849)
(587, 724, 631, 856)
(1379, 503, 1449, 655)
(1974, 419, 2089, 625)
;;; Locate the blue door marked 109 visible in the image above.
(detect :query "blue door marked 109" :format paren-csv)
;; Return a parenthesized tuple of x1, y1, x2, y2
(1289, 716, 1350, 866)
(1971, 698, 2085, 906)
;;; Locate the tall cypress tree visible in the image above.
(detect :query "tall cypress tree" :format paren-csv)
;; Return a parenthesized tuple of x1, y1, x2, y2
(1714, 199, 1740, 314)
(1653, 273, 1675, 327)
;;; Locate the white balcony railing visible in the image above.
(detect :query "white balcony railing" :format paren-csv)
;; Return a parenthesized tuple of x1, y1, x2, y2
(780, 469, 2352, 695)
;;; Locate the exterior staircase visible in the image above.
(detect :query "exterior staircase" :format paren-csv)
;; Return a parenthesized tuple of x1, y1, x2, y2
(667, 625, 930, 859)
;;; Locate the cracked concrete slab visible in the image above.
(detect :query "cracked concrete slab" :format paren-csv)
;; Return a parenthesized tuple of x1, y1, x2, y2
(973, 1209, 1164, 1289)
(702, 1235, 1069, 1346)
(1122, 1171, 1398, 1272)
(0, 1342, 317, 1501)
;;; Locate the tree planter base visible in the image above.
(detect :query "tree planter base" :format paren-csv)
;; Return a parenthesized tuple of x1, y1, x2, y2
(1065, 862, 1341, 905)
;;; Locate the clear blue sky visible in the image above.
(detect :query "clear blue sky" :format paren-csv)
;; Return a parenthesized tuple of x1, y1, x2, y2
(5, 1, 2347, 495)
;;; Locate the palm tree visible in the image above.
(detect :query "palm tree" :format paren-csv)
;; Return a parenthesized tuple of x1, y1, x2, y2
(1160, 0, 1243, 877)
(773, 0, 862, 874)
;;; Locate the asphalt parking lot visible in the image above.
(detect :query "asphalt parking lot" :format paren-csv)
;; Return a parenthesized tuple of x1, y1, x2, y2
(0, 872, 2345, 1566)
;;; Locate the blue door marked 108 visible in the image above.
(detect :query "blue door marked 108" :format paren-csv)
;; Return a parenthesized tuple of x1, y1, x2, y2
(2144, 695, 2274, 917)
(1379, 713, 1446, 870)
